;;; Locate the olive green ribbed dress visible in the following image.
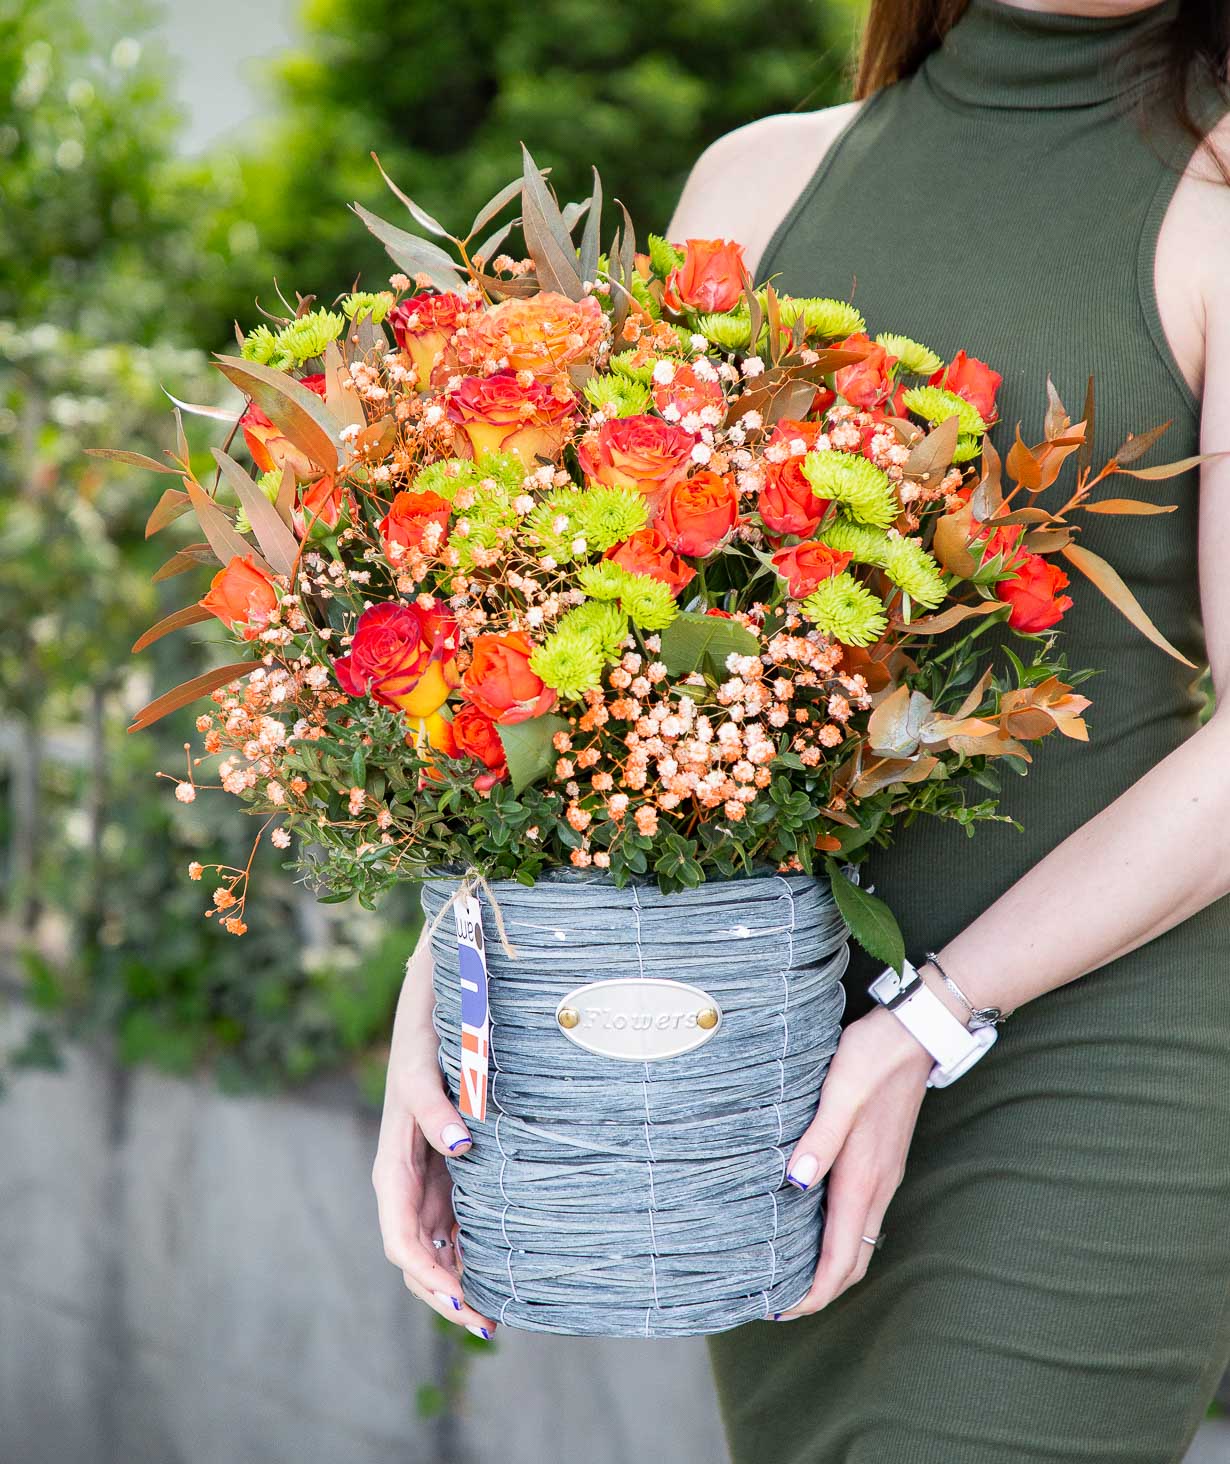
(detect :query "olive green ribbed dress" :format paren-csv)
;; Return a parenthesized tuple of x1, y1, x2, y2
(705, 4, 1230, 1461)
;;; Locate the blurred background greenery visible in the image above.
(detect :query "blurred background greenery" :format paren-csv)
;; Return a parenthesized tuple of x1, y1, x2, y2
(0, 0, 862, 1097)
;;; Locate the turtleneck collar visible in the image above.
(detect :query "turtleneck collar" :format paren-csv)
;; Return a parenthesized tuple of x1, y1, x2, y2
(921, 0, 1178, 111)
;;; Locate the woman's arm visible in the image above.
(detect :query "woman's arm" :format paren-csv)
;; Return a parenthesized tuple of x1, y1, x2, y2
(775, 234, 1230, 1320)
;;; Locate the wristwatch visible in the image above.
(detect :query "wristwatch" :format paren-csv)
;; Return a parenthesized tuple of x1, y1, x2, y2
(868, 959, 997, 1088)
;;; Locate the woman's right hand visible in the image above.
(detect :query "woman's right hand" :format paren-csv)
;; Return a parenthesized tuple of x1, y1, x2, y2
(371, 925, 498, 1340)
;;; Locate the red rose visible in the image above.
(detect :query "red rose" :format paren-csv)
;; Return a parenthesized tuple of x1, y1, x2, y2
(662, 239, 749, 314)
(379, 489, 451, 561)
(758, 419, 832, 537)
(833, 334, 898, 412)
(240, 373, 327, 478)
(295, 473, 351, 538)
(770, 541, 853, 598)
(461, 630, 556, 725)
(604, 525, 696, 596)
(999, 553, 1074, 633)
(446, 703, 509, 791)
(199, 554, 279, 641)
(446, 369, 578, 467)
(655, 469, 739, 558)
(577, 414, 697, 506)
(333, 600, 460, 718)
(929, 350, 1002, 421)
(389, 292, 467, 387)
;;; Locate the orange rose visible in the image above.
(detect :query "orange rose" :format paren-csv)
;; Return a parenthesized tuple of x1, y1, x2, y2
(604, 525, 696, 596)
(655, 470, 739, 558)
(999, 553, 1073, 633)
(445, 703, 509, 791)
(199, 555, 279, 641)
(240, 373, 327, 478)
(758, 419, 832, 538)
(379, 489, 451, 561)
(577, 414, 697, 506)
(662, 239, 749, 314)
(389, 292, 467, 387)
(929, 350, 1002, 421)
(462, 630, 557, 725)
(833, 334, 899, 413)
(652, 361, 726, 423)
(770, 542, 853, 598)
(457, 292, 606, 380)
(446, 369, 578, 467)
(333, 600, 460, 719)
(295, 473, 351, 539)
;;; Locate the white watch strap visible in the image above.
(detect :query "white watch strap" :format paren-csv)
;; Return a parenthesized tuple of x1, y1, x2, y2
(869, 960, 987, 1072)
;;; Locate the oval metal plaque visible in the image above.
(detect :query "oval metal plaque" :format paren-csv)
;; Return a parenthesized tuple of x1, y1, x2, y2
(554, 978, 723, 1061)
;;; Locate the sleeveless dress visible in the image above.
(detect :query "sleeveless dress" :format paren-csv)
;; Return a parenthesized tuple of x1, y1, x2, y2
(705, 3, 1230, 1461)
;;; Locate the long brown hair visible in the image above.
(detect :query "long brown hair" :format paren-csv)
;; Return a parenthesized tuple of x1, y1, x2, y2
(855, 0, 1230, 171)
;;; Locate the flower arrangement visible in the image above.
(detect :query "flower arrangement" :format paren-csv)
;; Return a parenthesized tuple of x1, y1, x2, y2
(101, 149, 1199, 966)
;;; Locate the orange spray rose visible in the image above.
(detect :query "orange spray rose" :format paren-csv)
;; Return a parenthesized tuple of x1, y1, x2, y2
(461, 630, 557, 724)
(662, 239, 749, 314)
(199, 555, 279, 641)
(656, 470, 739, 558)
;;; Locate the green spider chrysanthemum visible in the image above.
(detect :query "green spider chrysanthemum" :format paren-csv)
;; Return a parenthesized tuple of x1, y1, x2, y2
(777, 296, 865, 340)
(525, 488, 586, 562)
(819, 520, 948, 609)
(275, 309, 345, 367)
(609, 352, 657, 385)
(583, 373, 653, 417)
(528, 625, 606, 699)
(562, 600, 630, 661)
(802, 450, 899, 529)
(647, 233, 686, 277)
(575, 560, 632, 601)
(801, 573, 888, 647)
(240, 324, 284, 367)
(618, 572, 679, 632)
(695, 312, 753, 351)
(901, 385, 986, 439)
(570, 485, 649, 553)
(629, 275, 662, 320)
(952, 434, 983, 463)
(875, 332, 943, 376)
(341, 291, 394, 324)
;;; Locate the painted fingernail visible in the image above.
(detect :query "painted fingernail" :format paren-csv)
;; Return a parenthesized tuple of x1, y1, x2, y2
(786, 1154, 819, 1191)
(434, 1291, 462, 1312)
(442, 1124, 472, 1152)
(772, 1313, 800, 1322)
(466, 1324, 493, 1340)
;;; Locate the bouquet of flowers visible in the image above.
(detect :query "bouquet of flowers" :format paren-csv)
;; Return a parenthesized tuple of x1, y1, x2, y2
(104, 147, 1195, 969)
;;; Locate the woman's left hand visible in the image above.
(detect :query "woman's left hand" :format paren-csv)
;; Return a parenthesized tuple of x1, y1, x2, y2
(773, 1003, 934, 1319)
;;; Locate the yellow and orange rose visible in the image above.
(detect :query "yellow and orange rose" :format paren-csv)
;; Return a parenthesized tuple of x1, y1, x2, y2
(577, 414, 697, 506)
(389, 292, 468, 387)
(446, 369, 578, 467)
(333, 600, 460, 719)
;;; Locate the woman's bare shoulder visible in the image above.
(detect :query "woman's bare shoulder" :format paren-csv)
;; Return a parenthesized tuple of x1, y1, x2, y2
(667, 103, 863, 277)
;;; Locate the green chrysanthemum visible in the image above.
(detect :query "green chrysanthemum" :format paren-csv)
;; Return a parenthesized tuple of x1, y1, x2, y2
(575, 560, 632, 601)
(819, 520, 947, 609)
(562, 600, 629, 661)
(630, 275, 662, 320)
(777, 296, 865, 340)
(647, 233, 686, 277)
(342, 290, 394, 324)
(240, 324, 289, 369)
(570, 485, 649, 553)
(618, 572, 679, 632)
(609, 352, 656, 385)
(901, 385, 986, 438)
(275, 309, 345, 367)
(583, 373, 653, 417)
(876, 332, 943, 376)
(953, 434, 983, 463)
(525, 488, 586, 562)
(413, 452, 523, 509)
(695, 312, 752, 351)
(802, 450, 899, 529)
(801, 573, 888, 647)
(528, 625, 606, 699)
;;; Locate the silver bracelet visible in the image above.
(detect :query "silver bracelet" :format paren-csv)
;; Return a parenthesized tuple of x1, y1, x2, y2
(922, 951, 1006, 1028)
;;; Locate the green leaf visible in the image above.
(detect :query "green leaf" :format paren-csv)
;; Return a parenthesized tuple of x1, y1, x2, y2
(824, 859, 905, 974)
(496, 713, 572, 793)
(657, 610, 759, 679)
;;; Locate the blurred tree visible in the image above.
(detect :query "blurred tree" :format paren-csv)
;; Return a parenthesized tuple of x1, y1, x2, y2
(200, 0, 861, 329)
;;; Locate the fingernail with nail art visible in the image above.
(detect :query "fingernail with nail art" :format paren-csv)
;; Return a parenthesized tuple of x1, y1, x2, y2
(435, 1291, 462, 1312)
(786, 1154, 819, 1191)
(442, 1124, 472, 1152)
(466, 1324, 493, 1340)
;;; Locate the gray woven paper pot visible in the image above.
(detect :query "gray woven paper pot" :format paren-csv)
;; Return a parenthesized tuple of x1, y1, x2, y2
(420, 870, 849, 1337)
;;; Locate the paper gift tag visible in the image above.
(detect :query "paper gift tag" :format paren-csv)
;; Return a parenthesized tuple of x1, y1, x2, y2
(454, 894, 490, 1122)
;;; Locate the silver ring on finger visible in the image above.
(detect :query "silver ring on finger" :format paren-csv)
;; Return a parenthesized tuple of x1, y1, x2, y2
(431, 1236, 450, 1250)
(861, 1231, 886, 1251)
